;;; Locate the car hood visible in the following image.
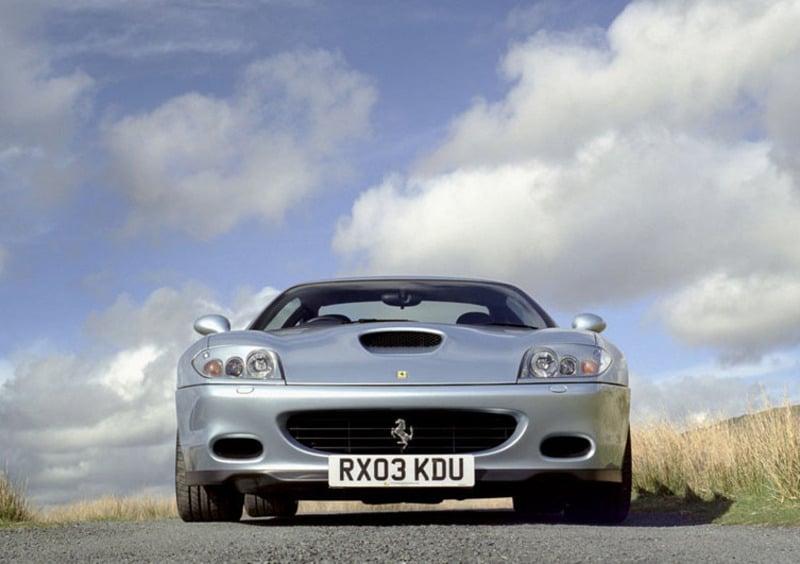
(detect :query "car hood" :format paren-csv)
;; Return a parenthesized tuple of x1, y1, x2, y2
(206, 323, 598, 386)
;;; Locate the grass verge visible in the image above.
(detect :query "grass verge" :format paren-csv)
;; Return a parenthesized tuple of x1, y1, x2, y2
(630, 399, 799, 527)
(0, 470, 36, 525)
(631, 492, 800, 527)
(632, 401, 799, 506)
(41, 495, 179, 524)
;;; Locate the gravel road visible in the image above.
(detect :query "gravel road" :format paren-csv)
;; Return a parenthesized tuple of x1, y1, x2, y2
(2, 509, 799, 563)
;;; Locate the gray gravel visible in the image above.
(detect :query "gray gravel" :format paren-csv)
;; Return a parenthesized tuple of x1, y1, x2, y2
(2, 509, 799, 563)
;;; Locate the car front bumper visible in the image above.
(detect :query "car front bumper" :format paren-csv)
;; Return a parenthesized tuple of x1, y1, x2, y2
(176, 382, 630, 500)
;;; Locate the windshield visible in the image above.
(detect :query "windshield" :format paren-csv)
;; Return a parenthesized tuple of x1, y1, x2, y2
(250, 279, 555, 331)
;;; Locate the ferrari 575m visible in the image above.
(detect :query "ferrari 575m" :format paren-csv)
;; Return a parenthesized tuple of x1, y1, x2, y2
(175, 277, 630, 523)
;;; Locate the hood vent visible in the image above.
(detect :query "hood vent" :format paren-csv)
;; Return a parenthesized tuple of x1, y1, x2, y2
(359, 330, 443, 353)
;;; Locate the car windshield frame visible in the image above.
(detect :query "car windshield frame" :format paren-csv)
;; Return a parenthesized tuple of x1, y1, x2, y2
(248, 279, 556, 331)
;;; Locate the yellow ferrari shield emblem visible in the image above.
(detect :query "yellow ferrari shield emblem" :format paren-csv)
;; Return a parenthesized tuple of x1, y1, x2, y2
(396, 370, 408, 379)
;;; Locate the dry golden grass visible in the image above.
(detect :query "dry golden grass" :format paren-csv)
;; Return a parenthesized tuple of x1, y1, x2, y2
(0, 470, 35, 523)
(31, 496, 511, 524)
(40, 495, 179, 523)
(633, 401, 800, 503)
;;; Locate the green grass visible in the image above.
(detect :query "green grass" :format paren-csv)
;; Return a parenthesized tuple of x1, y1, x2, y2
(712, 496, 800, 526)
(632, 492, 800, 527)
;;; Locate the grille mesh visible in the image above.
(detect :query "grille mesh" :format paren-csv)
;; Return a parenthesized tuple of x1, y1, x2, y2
(286, 410, 517, 455)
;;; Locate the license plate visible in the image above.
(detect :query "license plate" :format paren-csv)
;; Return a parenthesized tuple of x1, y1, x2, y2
(328, 455, 475, 487)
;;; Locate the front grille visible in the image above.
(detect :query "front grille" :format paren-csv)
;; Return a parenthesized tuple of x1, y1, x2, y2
(285, 410, 517, 455)
(359, 331, 442, 352)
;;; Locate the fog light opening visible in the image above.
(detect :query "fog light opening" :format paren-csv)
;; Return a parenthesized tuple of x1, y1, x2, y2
(212, 437, 264, 460)
(540, 436, 592, 459)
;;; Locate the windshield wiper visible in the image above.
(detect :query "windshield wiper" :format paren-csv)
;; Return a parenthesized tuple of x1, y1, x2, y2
(484, 322, 538, 329)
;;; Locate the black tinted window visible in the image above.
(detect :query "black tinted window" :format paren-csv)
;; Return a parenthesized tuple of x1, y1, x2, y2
(251, 280, 554, 330)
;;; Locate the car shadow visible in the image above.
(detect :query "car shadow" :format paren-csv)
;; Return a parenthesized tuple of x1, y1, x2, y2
(628, 491, 734, 526)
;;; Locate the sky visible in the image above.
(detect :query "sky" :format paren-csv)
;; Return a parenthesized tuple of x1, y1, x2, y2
(1, 0, 799, 507)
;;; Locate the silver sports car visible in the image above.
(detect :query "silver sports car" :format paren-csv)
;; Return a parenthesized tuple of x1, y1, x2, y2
(175, 277, 630, 523)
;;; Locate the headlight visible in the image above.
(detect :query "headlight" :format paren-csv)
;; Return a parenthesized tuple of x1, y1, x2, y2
(530, 349, 559, 378)
(192, 347, 284, 381)
(246, 350, 275, 379)
(520, 345, 612, 380)
(225, 357, 245, 378)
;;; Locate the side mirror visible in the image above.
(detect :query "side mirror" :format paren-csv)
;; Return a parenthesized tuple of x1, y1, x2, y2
(571, 313, 606, 333)
(194, 314, 231, 336)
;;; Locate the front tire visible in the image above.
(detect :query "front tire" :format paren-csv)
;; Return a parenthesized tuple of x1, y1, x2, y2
(513, 480, 565, 521)
(244, 494, 299, 518)
(175, 437, 243, 522)
(565, 431, 632, 524)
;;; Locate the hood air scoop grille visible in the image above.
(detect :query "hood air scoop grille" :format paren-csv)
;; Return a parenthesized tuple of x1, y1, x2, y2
(359, 331, 443, 354)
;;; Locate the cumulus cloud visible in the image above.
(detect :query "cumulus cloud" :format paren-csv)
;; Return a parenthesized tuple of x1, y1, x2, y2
(0, 4, 92, 152)
(105, 50, 376, 239)
(765, 62, 800, 182)
(334, 0, 800, 358)
(655, 273, 800, 361)
(422, 0, 800, 170)
(0, 2, 93, 249)
(336, 131, 800, 304)
(0, 358, 12, 386)
(0, 283, 279, 506)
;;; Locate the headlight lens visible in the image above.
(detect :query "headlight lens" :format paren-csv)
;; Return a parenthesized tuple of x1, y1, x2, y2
(530, 349, 559, 378)
(192, 347, 283, 381)
(520, 345, 612, 380)
(246, 350, 275, 379)
(225, 357, 245, 378)
(559, 356, 578, 376)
